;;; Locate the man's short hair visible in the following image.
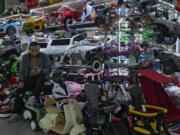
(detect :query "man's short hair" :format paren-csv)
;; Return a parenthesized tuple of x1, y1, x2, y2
(30, 42, 39, 47)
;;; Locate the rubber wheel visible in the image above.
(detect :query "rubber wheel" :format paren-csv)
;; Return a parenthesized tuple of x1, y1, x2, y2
(30, 120, 37, 131)
(156, 34, 164, 44)
(164, 35, 177, 45)
(95, 17, 105, 27)
(9, 8, 14, 15)
(162, 60, 175, 75)
(91, 59, 102, 73)
(7, 26, 16, 36)
(23, 109, 32, 120)
(16, 8, 21, 14)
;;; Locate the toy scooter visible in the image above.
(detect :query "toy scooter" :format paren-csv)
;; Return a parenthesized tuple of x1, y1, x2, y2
(23, 91, 45, 131)
(39, 99, 86, 135)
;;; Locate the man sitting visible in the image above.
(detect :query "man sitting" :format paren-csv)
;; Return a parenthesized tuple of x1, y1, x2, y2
(8, 42, 51, 122)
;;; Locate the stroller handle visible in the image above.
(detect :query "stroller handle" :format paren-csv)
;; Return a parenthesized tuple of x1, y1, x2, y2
(129, 105, 168, 117)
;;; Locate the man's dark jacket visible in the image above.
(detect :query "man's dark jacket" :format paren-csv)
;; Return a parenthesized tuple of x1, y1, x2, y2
(18, 52, 51, 82)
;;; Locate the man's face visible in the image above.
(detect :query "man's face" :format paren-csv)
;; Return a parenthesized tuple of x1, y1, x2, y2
(29, 46, 40, 57)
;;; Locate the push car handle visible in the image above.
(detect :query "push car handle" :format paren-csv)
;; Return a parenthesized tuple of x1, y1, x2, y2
(144, 105, 168, 114)
(129, 105, 168, 117)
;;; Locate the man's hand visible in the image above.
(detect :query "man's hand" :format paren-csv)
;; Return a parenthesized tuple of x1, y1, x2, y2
(31, 67, 41, 75)
(36, 68, 41, 74)
(34, 68, 41, 75)
(18, 81, 24, 88)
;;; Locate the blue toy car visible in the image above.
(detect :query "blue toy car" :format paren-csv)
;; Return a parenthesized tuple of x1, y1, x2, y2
(0, 19, 23, 36)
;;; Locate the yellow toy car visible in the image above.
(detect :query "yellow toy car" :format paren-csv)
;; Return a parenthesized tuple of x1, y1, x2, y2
(49, 0, 63, 4)
(23, 17, 44, 35)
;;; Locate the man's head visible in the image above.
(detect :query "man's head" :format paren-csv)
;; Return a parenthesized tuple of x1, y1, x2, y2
(29, 42, 40, 57)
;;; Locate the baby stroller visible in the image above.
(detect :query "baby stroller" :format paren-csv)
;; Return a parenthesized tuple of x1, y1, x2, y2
(136, 69, 180, 134)
(110, 65, 169, 135)
(83, 83, 131, 135)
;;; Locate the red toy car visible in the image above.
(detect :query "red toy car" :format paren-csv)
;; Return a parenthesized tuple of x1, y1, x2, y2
(44, 5, 81, 27)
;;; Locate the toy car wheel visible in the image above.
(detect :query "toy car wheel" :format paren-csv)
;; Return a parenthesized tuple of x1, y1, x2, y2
(7, 26, 16, 36)
(23, 109, 32, 120)
(156, 34, 164, 44)
(30, 120, 37, 131)
(8, 8, 14, 15)
(91, 59, 102, 73)
(161, 60, 175, 75)
(164, 35, 177, 45)
(16, 8, 21, 14)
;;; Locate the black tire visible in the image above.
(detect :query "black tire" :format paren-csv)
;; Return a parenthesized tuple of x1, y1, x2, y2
(162, 60, 175, 75)
(7, 26, 16, 36)
(111, 121, 131, 135)
(95, 17, 105, 27)
(16, 8, 21, 14)
(8, 8, 14, 15)
(30, 120, 37, 131)
(164, 35, 177, 45)
(91, 59, 102, 73)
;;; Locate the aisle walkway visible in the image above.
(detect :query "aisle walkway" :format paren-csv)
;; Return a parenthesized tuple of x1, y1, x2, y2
(0, 119, 48, 135)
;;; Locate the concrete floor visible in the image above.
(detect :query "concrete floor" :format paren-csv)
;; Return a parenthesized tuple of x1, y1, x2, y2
(0, 118, 52, 135)
(0, 118, 174, 135)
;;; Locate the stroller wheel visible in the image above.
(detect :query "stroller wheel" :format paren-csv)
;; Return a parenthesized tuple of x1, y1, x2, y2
(30, 120, 37, 131)
(23, 109, 32, 120)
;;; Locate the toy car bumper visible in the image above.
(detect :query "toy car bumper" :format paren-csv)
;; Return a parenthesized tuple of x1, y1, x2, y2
(23, 28, 34, 34)
(0, 29, 4, 32)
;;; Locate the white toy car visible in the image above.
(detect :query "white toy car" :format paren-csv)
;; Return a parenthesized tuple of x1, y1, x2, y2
(40, 33, 88, 55)
(62, 38, 104, 73)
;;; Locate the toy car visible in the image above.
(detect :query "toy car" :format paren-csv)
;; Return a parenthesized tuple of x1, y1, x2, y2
(44, 5, 81, 28)
(39, 0, 63, 6)
(0, 18, 23, 36)
(0, 36, 22, 62)
(23, 17, 44, 35)
(154, 48, 180, 75)
(67, 0, 98, 28)
(39, 99, 86, 135)
(63, 38, 104, 73)
(3, 3, 28, 16)
(144, 16, 179, 45)
(40, 33, 88, 55)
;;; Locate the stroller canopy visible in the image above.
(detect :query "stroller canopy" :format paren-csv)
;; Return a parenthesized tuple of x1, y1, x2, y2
(137, 69, 172, 83)
(137, 69, 180, 123)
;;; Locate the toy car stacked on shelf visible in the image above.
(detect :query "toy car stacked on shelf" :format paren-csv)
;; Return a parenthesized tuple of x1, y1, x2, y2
(2, 0, 180, 134)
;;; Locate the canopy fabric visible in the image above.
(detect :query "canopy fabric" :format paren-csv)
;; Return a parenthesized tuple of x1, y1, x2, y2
(137, 69, 172, 83)
(138, 73, 180, 122)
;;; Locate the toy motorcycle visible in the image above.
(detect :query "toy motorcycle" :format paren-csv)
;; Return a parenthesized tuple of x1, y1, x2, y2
(39, 99, 86, 135)
(69, 0, 97, 26)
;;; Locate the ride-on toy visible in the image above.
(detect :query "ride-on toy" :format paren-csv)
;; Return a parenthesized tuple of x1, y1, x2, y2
(39, 99, 86, 135)
(23, 91, 45, 131)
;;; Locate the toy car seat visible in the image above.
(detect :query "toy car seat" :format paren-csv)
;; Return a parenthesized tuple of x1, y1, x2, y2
(39, 99, 86, 135)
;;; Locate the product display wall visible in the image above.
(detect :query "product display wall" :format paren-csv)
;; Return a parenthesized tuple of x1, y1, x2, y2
(1, 0, 180, 135)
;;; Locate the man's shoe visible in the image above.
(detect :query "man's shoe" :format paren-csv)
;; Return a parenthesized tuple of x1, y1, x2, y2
(8, 113, 21, 123)
(26, 96, 37, 106)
